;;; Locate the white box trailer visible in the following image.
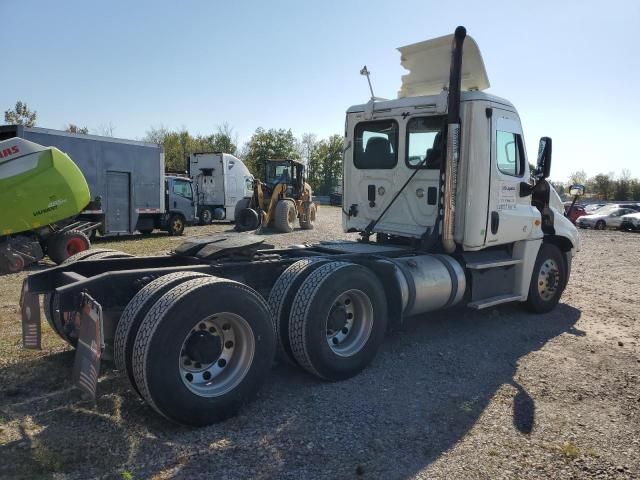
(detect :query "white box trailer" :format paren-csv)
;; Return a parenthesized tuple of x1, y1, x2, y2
(188, 152, 253, 224)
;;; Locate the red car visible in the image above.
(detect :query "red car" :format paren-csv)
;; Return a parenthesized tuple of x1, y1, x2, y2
(564, 204, 586, 224)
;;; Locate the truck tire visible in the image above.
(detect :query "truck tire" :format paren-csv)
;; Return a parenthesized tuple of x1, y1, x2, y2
(524, 243, 567, 314)
(199, 207, 213, 225)
(235, 208, 260, 232)
(44, 250, 132, 346)
(274, 200, 296, 233)
(233, 198, 251, 223)
(268, 258, 330, 365)
(114, 271, 211, 394)
(288, 262, 387, 381)
(299, 201, 317, 230)
(168, 214, 185, 236)
(47, 230, 90, 265)
(131, 277, 276, 426)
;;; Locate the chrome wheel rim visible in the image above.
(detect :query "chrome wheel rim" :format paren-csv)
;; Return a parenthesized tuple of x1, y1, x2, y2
(179, 312, 255, 397)
(325, 289, 373, 357)
(537, 259, 560, 301)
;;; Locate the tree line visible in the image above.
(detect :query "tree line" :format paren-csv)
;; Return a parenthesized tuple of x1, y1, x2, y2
(555, 170, 640, 201)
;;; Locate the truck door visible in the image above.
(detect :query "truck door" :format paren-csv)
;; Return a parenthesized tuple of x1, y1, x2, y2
(169, 178, 196, 223)
(485, 110, 540, 245)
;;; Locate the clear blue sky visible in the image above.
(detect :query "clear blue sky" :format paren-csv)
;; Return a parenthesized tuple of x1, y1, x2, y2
(2, 0, 638, 181)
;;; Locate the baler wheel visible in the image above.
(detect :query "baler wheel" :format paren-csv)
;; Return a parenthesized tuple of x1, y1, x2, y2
(47, 230, 90, 265)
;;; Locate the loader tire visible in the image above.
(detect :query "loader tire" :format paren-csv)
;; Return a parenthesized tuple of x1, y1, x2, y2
(298, 201, 317, 230)
(44, 250, 132, 346)
(274, 200, 296, 233)
(288, 262, 387, 381)
(524, 243, 566, 314)
(131, 277, 276, 426)
(268, 258, 330, 366)
(47, 230, 90, 265)
(233, 198, 251, 223)
(235, 208, 260, 232)
(114, 271, 211, 394)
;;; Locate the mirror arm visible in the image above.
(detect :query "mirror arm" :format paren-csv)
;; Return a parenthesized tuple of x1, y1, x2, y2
(519, 182, 534, 197)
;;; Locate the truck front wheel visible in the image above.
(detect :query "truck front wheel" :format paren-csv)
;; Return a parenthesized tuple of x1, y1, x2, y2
(288, 262, 387, 381)
(525, 244, 566, 313)
(199, 207, 213, 225)
(131, 277, 276, 426)
(168, 214, 185, 236)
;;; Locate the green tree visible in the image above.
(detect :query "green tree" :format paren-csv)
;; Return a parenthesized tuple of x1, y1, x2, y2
(613, 169, 632, 200)
(589, 173, 614, 200)
(243, 128, 299, 177)
(66, 124, 89, 134)
(298, 133, 319, 189)
(4, 101, 37, 126)
(310, 134, 344, 195)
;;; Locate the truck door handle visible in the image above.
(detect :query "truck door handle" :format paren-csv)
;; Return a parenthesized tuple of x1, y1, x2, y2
(174, 201, 177, 208)
(491, 211, 499, 234)
(368, 185, 376, 207)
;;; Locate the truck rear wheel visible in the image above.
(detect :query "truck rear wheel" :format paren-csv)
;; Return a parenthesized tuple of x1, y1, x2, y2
(525, 244, 566, 313)
(199, 207, 213, 225)
(44, 250, 132, 346)
(298, 201, 317, 230)
(131, 277, 276, 426)
(288, 262, 387, 381)
(274, 200, 296, 233)
(268, 258, 330, 365)
(114, 271, 211, 393)
(47, 230, 90, 265)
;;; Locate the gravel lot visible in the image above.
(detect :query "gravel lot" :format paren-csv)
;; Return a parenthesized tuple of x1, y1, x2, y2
(0, 207, 638, 480)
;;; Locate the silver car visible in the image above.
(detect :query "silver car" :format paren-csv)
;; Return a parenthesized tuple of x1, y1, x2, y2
(620, 211, 640, 231)
(576, 207, 638, 230)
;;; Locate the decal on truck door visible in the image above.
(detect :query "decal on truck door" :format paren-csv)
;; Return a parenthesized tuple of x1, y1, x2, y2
(497, 183, 517, 211)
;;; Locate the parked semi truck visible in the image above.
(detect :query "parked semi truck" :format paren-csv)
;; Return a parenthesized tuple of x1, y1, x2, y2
(0, 138, 96, 273)
(188, 152, 253, 224)
(20, 27, 582, 426)
(0, 126, 196, 236)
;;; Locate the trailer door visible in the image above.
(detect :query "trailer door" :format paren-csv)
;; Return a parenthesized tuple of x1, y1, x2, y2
(106, 171, 131, 233)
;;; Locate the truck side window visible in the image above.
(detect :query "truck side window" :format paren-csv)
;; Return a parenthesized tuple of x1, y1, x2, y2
(173, 180, 193, 199)
(496, 131, 524, 177)
(406, 116, 446, 169)
(354, 120, 398, 169)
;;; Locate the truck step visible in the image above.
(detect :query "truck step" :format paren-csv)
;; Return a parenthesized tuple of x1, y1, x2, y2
(465, 258, 522, 270)
(468, 294, 523, 310)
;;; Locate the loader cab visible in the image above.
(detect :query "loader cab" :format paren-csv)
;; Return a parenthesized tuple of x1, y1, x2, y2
(343, 33, 543, 252)
(264, 159, 304, 197)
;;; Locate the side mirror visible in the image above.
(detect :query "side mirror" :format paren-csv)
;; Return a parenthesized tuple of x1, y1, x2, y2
(536, 137, 552, 179)
(569, 184, 585, 196)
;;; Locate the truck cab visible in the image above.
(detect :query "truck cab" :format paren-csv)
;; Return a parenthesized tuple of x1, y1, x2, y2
(164, 176, 196, 235)
(343, 34, 579, 257)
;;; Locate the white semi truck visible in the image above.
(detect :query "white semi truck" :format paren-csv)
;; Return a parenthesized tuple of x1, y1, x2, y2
(20, 27, 582, 426)
(188, 152, 254, 224)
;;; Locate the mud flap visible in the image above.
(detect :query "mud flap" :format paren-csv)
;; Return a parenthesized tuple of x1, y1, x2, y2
(20, 280, 41, 350)
(71, 293, 104, 400)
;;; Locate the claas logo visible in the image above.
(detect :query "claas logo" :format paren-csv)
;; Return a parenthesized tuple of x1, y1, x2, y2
(0, 145, 20, 158)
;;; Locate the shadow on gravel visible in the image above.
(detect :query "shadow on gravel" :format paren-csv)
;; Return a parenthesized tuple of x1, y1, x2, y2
(0, 302, 582, 479)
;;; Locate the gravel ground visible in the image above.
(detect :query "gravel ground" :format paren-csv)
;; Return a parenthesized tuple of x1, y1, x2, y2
(0, 207, 638, 480)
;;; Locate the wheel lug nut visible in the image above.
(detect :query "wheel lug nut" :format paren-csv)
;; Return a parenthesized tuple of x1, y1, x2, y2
(332, 338, 339, 345)
(199, 323, 206, 330)
(342, 328, 348, 334)
(208, 327, 216, 333)
(185, 373, 193, 382)
(218, 359, 227, 368)
(344, 299, 351, 305)
(203, 371, 212, 380)
(225, 341, 234, 349)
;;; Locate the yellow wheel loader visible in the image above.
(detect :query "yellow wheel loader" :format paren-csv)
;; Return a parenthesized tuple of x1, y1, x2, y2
(235, 159, 317, 233)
